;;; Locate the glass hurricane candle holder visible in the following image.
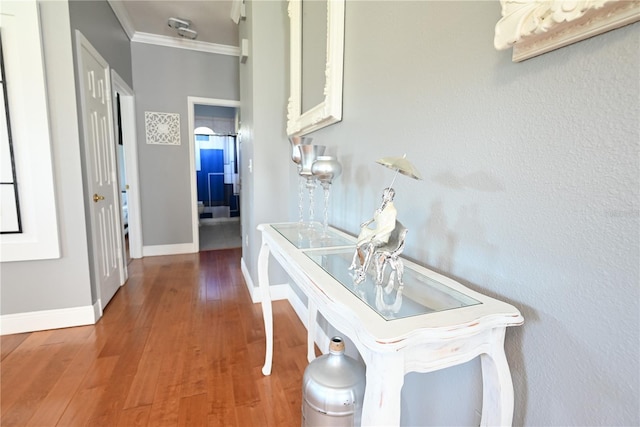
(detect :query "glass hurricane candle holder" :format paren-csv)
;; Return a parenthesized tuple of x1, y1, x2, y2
(289, 136, 313, 224)
(289, 136, 312, 166)
(299, 145, 326, 228)
(311, 156, 342, 235)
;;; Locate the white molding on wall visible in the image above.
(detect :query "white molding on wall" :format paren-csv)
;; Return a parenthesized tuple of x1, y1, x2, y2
(495, 0, 640, 62)
(241, 256, 254, 287)
(131, 32, 240, 56)
(270, 284, 291, 301)
(287, 285, 331, 355)
(286, 0, 345, 137)
(142, 243, 196, 257)
(0, 304, 97, 335)
(287, 285, 308, 328)
(107, 0, 240, 56)
(240, 257, 289, 303)
(240, 257, 329, 355)
(93, 300, 103, 321)
(0, 0, 61, 262)
(244, 283, 290, 304)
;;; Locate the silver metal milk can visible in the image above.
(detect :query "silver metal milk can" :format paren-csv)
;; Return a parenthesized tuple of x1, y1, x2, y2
(301, 336, 366, 427)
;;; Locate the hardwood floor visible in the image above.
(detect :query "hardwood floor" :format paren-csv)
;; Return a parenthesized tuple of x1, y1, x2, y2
(1, 249, 309, 426)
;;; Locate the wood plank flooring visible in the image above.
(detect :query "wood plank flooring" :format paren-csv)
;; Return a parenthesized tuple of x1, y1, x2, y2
(1, 249, 309, 426)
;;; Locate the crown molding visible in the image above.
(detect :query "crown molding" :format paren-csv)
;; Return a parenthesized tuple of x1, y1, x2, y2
(107, 0, 240, 56)
(131, 32, 240, 56)
(107, 0, 135, 40)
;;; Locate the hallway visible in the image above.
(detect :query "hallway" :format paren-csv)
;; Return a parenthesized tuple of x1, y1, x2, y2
(199, 220, 242, 251)
(1, 249, 308, 426)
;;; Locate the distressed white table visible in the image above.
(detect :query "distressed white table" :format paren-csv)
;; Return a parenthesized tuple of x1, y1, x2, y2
(257, 223, 523, 426)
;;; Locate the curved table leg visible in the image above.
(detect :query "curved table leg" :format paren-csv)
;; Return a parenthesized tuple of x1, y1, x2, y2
(480, 327, 514, 426)
(307, 301, 318, 362)
(361, 351, 405, 427)
(258, 240, 273, 376)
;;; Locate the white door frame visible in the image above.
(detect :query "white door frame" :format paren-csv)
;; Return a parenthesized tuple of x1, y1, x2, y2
(187, 97, 241, 251)
(75, 30, 124, 316)
(111, 70, 142, 260)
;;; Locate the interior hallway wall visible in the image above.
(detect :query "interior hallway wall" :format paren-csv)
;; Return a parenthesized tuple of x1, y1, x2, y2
(1, 0, 128, 318)
(131, 43, 239, 248)
(68, 0, 133, 88)
(295, 2, 639, 426)
(238, 0, 291, 284)
(68, 0, 134, 304)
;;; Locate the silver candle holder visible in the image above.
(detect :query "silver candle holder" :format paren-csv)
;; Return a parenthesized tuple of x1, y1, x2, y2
(299, 144, 326, 227)
(311, 156, 342, 235)
(289, 136, 313, 224)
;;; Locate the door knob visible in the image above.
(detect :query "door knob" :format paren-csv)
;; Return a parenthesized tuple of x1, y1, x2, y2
(93, 193, 105, 203)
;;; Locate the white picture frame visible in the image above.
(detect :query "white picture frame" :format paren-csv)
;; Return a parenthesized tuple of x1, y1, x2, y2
(494, 0, 640, 62)
(1, 0, 60, 262)
(287, 0, 345, 137)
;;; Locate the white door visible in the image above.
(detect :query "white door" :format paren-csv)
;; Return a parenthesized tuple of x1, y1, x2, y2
(76, 31, 123, 312)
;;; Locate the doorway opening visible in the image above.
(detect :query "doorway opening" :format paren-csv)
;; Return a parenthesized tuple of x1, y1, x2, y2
(194, 126, 239, 221)
(111, 70, 141, 262)
(187, 97, 242, 252)
(114, 94, 131, 264)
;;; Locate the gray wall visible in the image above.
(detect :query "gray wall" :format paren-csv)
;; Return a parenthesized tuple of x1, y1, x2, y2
(68, 0, 133, 88)
(131, 43, 239, 246)
(195, 105, 236, 120)
(1, 0, 132, 314)
(68, 0, 134, 303)
(239, 0, 291, 281)
(297, 2, 638, 426)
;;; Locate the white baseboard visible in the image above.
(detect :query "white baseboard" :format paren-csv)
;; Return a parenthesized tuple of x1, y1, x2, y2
(286, 287, 330, 354)
(240, 256, 257, 301)
(240, 264, 331, 356)
(287, 286, 308, 327)
(94, 299, 103, 320)
(0, 304, 97, 335)
(239, 257, 293, 303)
(142, 243, 196, 257)
(269, 284, 290, 301)
(200, 217, 240, 225)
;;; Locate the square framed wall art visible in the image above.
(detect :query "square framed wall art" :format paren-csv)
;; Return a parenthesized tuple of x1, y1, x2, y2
(145, 111, 181, 145)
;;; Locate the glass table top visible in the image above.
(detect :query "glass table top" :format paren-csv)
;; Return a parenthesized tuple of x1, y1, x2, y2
(304, 247, 481, 321)
(271, 223, 354, 249)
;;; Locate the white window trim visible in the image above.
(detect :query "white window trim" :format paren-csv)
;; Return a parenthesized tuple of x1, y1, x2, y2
(0, 0, 60, 262)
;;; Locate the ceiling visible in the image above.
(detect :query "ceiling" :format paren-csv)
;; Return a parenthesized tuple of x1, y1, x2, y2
(108, 0, 240, 48)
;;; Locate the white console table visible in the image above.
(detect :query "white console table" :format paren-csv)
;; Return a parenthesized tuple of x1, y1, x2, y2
(257, 223, 523, 426)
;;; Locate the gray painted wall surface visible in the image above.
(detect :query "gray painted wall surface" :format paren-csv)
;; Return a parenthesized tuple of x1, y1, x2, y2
(195, 105, 236, 119)
(1, 1, 93, 314)
(239, 1, 254, 276)
(294, 2, 638, 426)
(68, 0, 133, 88)
(131, 43, 239, 246)
(239, 0, 291, 283)
(68, 0, 133, 305)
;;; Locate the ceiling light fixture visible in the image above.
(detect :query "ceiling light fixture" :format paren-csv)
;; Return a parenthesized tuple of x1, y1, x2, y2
(177, 27, 198, 40)
(168, 17, 198, 40)
(168, 17, 191, 29)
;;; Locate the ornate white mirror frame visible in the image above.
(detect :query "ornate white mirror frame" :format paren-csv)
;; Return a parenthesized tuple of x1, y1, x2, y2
(287, 0, 345, 137)
(494, 0, 640, 62)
